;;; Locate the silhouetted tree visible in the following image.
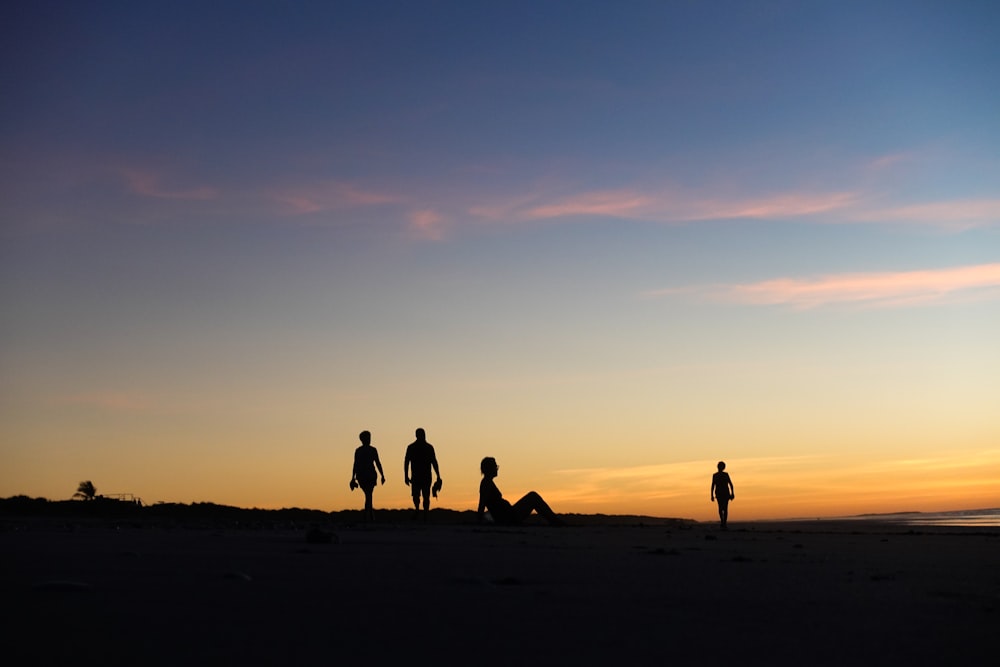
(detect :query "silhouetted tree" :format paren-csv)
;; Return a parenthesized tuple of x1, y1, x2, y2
(73, 480, 97, 501)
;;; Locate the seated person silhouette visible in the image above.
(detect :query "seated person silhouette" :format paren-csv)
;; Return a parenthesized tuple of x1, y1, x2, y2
(477, 457, 563, 526)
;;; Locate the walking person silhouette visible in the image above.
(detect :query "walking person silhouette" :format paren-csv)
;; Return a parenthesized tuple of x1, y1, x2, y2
(404, 428, 442, 520)
(477, 457, 562, 526)
(711, 461, 734, 530)
(350, 430, 385, 522)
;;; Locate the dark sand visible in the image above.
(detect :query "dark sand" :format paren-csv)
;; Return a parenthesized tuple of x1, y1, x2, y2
(2, 517, 997, 665)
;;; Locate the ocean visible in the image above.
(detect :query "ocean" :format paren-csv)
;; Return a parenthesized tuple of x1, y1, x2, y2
(850, 508, 1000, 527)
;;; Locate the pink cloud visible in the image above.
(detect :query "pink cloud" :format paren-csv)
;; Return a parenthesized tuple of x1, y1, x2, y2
(123, 169, 218, 201)
(681, 192, 859, 220)
(852, 199, 1000, 230)
(473, 187, 859, 223)
(658, 263, 1000, 309)
(522, 190, 654, 219)
(408, 209, 446, 240)
(866, 153, 912, 171)
(467, 180, 999, 234)
(270, 181, 399, 214)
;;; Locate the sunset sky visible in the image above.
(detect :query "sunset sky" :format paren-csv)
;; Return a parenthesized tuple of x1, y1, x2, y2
(2, 1, 998, 521)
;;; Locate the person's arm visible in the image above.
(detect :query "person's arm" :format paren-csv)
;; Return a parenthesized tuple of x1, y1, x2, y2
(728, 478, 734, 500)
(710, 478, 716, 502)
(432, 453, 441, 482)
(404, 449, 411, 486)
(350, 453, 358, 489)
(374, 450, 385, 484)
(477, 480, 488, 522)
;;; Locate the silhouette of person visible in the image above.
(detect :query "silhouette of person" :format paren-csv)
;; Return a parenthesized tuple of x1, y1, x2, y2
(350, 430, 385, 522)
(404, 427, 442, 520)
(711, 461, 734, 529)
(478, 457, 563, 526)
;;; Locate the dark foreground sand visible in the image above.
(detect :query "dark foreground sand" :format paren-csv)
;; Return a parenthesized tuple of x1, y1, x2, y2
(2, 517, 997, 666)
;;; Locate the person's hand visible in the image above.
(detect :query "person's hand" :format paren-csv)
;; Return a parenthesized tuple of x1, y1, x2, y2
(380, 476, 386, 485)
(350, 480, 358, 491)
(710, 496, 714, 502)
(730, 494, 735, 501)
(405, 477, 410, 486)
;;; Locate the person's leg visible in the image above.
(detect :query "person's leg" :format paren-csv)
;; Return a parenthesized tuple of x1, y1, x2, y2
(362, 485, 375, 522)
(512, 491, 563, 525)
(421, 487, 431, 512)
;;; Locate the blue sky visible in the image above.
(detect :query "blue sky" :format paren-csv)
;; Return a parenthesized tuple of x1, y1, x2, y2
(2, 1, 998, 518)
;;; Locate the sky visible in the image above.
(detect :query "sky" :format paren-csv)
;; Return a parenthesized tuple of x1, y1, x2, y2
(1, 1, 998, 521)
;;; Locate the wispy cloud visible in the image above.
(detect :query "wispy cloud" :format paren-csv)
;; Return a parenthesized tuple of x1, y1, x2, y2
(851, 199, 1000, 230)
(546, 455, 825, 509)
(472, 187, 860, 224)
(459, 149, 998, 230)
(472, 183, 1000, 230)
(269, 181, 399, 214)
(866, 153, 911, 171)
(408, 209, 446, 240)
(37, 150, 999, 237)
(651, 263, 1000, 309)
(34, 149, 990, 242)
(522, 189, 656, 219)
(123, 168, 218, 201)
(545, 449, 1000, 517)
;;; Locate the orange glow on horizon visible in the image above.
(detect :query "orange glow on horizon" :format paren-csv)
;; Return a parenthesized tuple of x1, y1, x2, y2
(13, 447, 992, 524)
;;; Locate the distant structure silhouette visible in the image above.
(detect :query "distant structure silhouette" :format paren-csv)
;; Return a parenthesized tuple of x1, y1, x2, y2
(350, 430, 385, 522)
(404, 427, 442, 520)
(711, 461, 734, 529)
(478, 457, 562, 526)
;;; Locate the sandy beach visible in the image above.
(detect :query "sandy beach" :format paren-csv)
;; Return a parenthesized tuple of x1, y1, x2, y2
(2, 516, 997, 666)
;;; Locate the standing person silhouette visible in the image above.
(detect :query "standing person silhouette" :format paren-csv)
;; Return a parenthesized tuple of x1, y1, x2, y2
(404, 428, 442, 521)
(350, 430, 385, 522)
(711, 461, 734, 530)
(477, 457, 562, 526)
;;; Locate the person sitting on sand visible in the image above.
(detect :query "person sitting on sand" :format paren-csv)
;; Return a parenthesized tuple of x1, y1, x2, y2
(350, 430, 385, 522)
(478, 457, 562, 526)
(404, 428, 442, 520)
(711, 461, 734, 530)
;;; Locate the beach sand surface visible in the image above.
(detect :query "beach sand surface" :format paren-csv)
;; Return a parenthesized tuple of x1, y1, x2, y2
(2, 517, 997, 665)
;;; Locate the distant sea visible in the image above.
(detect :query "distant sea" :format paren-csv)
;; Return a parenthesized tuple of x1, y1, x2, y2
(848, 508, 1000, 527)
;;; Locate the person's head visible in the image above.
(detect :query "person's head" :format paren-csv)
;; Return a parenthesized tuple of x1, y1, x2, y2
(481, 457, 498, 477)
(359, 430, 371, 446)
(717, 461, 726, 471)
(415, 428, 426, 441)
